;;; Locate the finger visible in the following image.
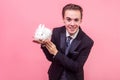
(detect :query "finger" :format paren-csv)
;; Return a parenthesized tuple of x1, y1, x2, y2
(33, 39, 44, 44)
(45, 44, 52, 51)
(46, 41, 53, 46)
(32, 40, 40, 44)
(45, 43, 51, 49)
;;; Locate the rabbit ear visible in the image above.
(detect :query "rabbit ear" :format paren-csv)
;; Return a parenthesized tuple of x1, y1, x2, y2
(41, 24, 45, 28)
(41, 24, 45, 30)
(38, 24, 42, 28)
(38, 24, 44, 30)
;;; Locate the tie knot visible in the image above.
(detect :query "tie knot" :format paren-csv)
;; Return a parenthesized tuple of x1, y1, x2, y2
(67, 36, 72, 41)
(66, 36, 72, 47)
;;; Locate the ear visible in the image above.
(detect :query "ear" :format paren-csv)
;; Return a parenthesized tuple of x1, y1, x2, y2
(63, 17, 66, 23)
(80, 19, 82, 23)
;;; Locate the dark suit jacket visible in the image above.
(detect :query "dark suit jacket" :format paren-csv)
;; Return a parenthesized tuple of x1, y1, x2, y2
(41, 26, 94, 80)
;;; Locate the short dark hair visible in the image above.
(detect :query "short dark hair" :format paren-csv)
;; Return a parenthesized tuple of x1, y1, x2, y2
(62, 3, 83, 19)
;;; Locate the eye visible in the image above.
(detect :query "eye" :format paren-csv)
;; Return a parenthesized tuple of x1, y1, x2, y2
(74, 18, 79, 22)
(66, 18, 72, 22)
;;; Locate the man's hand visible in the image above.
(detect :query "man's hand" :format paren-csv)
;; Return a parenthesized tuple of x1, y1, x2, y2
(33, 39, 48, 45)
(45, 41, 58, 55)
(33, 39, 58, 55)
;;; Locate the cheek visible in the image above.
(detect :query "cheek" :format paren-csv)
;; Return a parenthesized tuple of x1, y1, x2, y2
(64, 22, 70, 28)
(76, 21, 81, 25)
(64, 20, 70, 25)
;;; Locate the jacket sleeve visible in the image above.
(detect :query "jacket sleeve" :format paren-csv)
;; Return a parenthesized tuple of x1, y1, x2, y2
(41, 46, 54, 62)
(41, 28, 57, 62)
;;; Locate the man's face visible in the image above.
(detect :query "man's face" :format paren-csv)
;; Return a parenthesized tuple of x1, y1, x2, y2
(63, 10, 82, 35)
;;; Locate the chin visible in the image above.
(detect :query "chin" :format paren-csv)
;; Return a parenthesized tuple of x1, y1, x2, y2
(69, 31, 76, 35)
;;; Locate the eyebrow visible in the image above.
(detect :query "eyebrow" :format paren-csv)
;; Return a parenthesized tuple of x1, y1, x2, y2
(66, 17, 80, 22)
(66, 17, 79, 20)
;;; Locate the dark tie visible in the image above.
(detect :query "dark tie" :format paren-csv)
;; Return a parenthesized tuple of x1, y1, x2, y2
(65, 36, 72, 55)
(60, 36, 72, 80)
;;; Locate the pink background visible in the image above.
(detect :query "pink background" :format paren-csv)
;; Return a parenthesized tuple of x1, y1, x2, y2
(0, 0, 120, 80)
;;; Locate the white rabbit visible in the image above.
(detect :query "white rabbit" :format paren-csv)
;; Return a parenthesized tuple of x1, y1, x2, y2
(34, 24, 52, 40)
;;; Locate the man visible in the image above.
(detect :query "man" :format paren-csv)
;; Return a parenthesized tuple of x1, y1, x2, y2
(34, 3, 94, 80)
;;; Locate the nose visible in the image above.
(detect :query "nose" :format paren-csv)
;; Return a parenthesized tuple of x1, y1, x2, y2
(70, 20, 75, 26)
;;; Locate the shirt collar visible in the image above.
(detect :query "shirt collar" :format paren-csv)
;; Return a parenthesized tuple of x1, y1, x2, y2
(66, 28, 79, 39)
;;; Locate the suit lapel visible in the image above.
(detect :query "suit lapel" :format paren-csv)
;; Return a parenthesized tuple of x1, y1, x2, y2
(69, 27, 84, 53)
(69, 39, 81, 52)
(60, 27, 66, 54)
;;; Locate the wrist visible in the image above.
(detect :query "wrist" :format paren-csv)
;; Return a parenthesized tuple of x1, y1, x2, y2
(53, 50, 58, 56)
(53, 51, 58, 58)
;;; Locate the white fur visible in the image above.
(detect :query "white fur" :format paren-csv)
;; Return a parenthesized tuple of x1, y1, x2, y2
(34, 24, 52, 40)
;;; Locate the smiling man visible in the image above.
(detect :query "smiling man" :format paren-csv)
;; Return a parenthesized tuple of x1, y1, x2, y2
(34, 3, 94, 80)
